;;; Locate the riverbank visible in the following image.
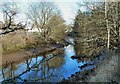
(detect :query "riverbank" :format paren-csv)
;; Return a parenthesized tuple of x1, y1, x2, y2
(61, 50, 119, 83)
(85, 51, 119, 83)
(0, 44, 63, 67)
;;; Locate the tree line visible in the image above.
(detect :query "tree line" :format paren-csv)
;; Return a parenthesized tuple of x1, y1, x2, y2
(0, 2, 68, 53)
(73, 1, 120, 57)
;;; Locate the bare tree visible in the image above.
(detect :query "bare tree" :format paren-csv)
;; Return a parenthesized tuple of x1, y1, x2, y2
(0, 2, 26, 35)
(27, 2, 60, 39)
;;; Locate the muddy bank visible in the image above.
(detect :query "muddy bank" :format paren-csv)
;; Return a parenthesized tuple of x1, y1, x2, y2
(1, 45, 63, 67)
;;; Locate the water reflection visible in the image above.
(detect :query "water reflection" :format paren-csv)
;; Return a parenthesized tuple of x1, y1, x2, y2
(0, 44, 86, 82)
(47, 56, 65, 69)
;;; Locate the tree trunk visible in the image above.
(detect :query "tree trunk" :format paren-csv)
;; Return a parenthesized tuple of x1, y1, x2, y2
(105, 0, 110, 50)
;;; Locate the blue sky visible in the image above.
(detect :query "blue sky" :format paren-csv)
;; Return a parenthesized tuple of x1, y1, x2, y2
(0, 0, 104, 24)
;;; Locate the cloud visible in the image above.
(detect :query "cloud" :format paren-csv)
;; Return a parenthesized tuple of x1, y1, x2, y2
(55, 2, 77, 24)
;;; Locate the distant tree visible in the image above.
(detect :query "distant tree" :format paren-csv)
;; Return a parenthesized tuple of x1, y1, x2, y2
(47, 15, 66, 43)
(27, 2, 60, 39)
(27, 2, 67, 45)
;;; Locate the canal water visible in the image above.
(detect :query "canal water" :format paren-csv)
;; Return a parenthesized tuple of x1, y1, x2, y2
(0, 44, 87, 82)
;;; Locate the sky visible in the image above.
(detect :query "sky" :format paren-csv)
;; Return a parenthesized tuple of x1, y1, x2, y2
(54, 2, 77, 24)
(0, 0, 106, 24)
(0, 0, 78, 24)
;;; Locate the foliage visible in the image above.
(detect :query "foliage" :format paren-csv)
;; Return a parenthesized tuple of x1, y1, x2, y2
(27, 2, 66, 45)
(48, 15, 66, 43)
(73, 2, 120, 57)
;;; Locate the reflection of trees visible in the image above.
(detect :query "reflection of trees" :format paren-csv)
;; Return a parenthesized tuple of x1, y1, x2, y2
(47, 55, 65, 69)
(3, 62, 17, 80)
(1, 49, 64, 83)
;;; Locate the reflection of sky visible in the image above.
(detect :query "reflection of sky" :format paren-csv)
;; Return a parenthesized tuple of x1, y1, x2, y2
(0, 71, 3, 83)
(0, 44, 85, 82)
(58, 45, 85, 79)
(45, 44, 86, 82)
(15, 57, 43, 82)
(0, 67, 10, 82)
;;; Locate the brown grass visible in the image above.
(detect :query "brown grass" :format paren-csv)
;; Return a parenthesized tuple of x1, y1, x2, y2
(1, 30, 37, 54)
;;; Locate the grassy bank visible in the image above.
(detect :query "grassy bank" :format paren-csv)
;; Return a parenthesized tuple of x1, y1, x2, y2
(1, 31, 37, 54)
(1, 30, 66, 54)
